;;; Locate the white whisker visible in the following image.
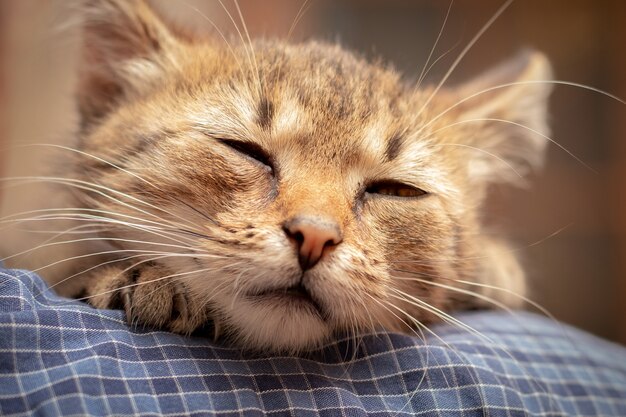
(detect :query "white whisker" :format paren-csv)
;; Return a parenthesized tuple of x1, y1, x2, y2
(1, 175, 193, 229)
(416, 0, 454, 90)
(430, 118, 596, 173)
(413, 0, 514, 121)
(287, 0, 312, 41)
(77, 265, 222, 303)
(1, 209, 201, 246)
(429, 142, 523, 178)
(418, 80, 625, 137)
(390, 222, 572, 265)
(179, 0, 247, 80)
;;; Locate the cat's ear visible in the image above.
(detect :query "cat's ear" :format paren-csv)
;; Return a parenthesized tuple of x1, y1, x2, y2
(448, 50, 553, 185)
(77, 0, 181, 128)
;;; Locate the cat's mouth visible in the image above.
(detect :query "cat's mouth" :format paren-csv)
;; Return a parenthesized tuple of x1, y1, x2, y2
(244, 283, 324, 317)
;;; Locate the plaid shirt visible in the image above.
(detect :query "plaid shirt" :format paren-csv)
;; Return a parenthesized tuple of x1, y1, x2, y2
(1, 266, 625, 416)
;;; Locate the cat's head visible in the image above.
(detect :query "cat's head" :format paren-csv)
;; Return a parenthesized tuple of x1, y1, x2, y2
(75, 0, 552, 352)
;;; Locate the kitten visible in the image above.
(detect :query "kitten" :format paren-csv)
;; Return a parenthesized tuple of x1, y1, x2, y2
(4, 0, 552, 353)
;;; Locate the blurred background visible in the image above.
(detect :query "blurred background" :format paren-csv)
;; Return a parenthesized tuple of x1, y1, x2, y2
(1, 0, 625, 344)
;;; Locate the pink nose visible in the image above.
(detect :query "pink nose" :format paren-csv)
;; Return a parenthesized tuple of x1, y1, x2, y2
(284, 217, 343, 270)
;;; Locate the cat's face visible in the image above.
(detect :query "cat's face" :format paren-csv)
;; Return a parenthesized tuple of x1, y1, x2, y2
(74, 0, 551, 352)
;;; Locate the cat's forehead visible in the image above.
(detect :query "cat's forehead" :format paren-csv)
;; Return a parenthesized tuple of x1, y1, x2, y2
(177, 41, 431, 164)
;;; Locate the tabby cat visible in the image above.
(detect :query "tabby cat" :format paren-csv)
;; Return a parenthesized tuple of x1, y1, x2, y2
(4, 0, 552, 353)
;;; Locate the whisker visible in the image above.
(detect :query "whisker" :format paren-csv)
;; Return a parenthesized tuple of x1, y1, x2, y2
(76, 265, 221, 303)
(388, 288, 499, 346)
(428, 142, 523, 178)
(416, 41, 460, 91)
(43, 253, 175, 296)
(415, 0, 454, 90)
(31, 249, 214, 278)
(3, 143, 220, 227)
(287, 0, 312, 41)
(179, 0, 247, 80)
(440, 276, 571, 338)
(1, 175, 193, 230)
(393, 271, 513, 311)
(213, 0, 259, 96)
(3, 216, 209, 252)
(0, 232, 201, 264)
(388, 274, 569, 409)
(233, 0, 265, 101)
(389, 222, 572, 265)
(1, 208, 202, 245)
(230, 266, 257, 308)
(418, 80, 626, 137)
(365, 294, 449, 392)
(412, 0, 514, 121)
(14, 224, 115, 235)
(430, 118, 596, 173)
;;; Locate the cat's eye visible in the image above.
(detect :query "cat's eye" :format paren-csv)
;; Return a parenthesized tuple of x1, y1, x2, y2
(219, 139, 274, 173)
(365, 181, 427, 198)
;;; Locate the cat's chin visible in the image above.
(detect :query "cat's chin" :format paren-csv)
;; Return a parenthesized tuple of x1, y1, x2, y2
(220, 293, 333, 353)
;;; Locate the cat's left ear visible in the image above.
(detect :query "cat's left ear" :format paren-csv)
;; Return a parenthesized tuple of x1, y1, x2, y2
(445, 50, 553, 185)
(77, 0, 183, 128)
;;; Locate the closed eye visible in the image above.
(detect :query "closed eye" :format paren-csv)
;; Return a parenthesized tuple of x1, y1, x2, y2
(219, 139, 274, 173)
(365, 181, 427, 198)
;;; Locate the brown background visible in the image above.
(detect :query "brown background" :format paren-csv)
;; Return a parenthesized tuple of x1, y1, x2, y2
(1, 1, 624, 344)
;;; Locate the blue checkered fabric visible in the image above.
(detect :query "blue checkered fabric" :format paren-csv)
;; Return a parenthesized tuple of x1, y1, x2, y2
(1, 266, 625, 416)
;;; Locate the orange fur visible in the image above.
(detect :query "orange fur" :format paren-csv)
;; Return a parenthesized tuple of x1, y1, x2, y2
(11, 0, 553, 353)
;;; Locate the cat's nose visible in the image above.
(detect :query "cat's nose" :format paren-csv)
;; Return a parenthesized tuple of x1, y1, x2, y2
(283, 216, 343, 270)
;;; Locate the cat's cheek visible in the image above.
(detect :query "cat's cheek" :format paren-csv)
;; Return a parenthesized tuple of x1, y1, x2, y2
(160, 143, 275, 204)
(188, 229, 301, 290)
(355, 196, 465, 315)
(365, 197, 454, 246)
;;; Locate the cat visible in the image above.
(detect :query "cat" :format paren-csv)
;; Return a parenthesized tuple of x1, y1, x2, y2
(2, 0, 552, 354)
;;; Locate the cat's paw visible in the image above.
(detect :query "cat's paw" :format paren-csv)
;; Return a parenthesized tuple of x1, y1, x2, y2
(86, 263, 208, 334)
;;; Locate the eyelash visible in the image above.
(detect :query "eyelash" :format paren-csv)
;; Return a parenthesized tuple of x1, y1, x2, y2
(219, 139, 274, 174)
(365, 181, 427, 199)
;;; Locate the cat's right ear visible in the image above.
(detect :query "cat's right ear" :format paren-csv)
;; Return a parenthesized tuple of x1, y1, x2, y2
(438, 50, 553, 187)
(77, 0, 181, 129)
